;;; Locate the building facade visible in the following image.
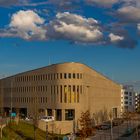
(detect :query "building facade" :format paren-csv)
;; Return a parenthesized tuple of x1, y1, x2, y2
(121, 85, 136, 113)
(135, 92, 140, 111)
(0, 62, 121, 126)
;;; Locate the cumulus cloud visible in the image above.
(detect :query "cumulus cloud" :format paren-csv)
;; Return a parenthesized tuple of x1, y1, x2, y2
(137, 0, 140, 7)
(0, 0, 19, 7)
(46, 12, 103, 43)
(85, 0, 140, 8)
(107, 29, 137, 48)
(0, 0, 30, 7)
(137, 23, 140, 35)
(138, 23, 140, 30)
(0, 10, 138, 48)
(9, 10, 46, 40)
(117, 6, 140, 23)
(109, 33, 124, 43)
(0, 11, 103, 44)
(116, 37, 137, 49)
(47, 0, 80, 11)
(85, 0, 119, 7)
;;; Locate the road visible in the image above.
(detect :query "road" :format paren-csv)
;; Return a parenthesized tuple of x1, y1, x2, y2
(87, 120, 140, 140)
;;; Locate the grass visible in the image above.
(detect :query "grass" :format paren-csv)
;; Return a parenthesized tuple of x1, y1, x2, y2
(2, 120, 63, 140)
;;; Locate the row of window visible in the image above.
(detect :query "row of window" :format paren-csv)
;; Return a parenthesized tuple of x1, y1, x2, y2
(50, 85, 82, 103)
(123, 101, 132, 105)
(5, 97, 47, 104)
(124, 92, 132, 96)
(4, 85, 83, 96)
(4, 85, 83, 104)
(122, 96, 133, 100)
(15, 73, 83, 82)
(4, 86, 48, 93)
(48, 109, 75, 121)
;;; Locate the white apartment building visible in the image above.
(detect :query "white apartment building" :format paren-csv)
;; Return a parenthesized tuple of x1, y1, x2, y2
(135, 92, 140, 111)
(121, 85, 135, 113)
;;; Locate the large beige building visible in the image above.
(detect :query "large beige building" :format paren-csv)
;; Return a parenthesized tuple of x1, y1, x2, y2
(0, 62, 121, 129)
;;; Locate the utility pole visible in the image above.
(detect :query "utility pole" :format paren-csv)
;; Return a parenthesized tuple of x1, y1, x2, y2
(46, 122, 48, 140)
(110, 118, 113, 140)
(109, 110, 113, 140)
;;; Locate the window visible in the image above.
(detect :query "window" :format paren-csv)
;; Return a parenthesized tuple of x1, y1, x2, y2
(73, 85, 76, 102)
(125, 101, 128, 104)
(65, 109, 75, 120)
(73, 85, 75, 92)
(68, 73, 71, 79)
(64, 85, 67, 103)
(60, 73, 62, 79)
(68, 85, 71, 103)
(124, 96, 128, 99)
(124, 92, 128, 95)
(77, 86, 79, 103)
(56, 109, 62, 121)
(77, 73, 79, 79)
(64, 73, 67, 79)
(80, 74, 82, 79)
(60, 85, 62, 103)
(73, 73, 75, 79)
(129, 92, 132, 96)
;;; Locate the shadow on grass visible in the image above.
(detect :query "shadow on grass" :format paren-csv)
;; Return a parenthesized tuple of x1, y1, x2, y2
(15, 130, 33, 140)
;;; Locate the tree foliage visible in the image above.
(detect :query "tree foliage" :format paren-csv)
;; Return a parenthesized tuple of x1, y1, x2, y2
(78, 110, 95, 139)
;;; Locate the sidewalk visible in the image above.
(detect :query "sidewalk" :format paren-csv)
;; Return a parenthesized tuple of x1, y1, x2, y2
(86, 120, 140, 140)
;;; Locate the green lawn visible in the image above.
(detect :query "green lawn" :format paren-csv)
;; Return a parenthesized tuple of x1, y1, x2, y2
(2, 121, 63, 140)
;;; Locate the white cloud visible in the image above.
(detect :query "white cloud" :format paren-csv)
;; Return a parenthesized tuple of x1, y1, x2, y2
(109, 33, 124, 43)
(86, 0, 119, 7)
(138, 23, 140, 30)
(117, 6, 140, 22)
(9, 10, 46, 40)
(137, 0, 140, 8)
(56, 12, 98, 25)
(0, 0, 18, 6)
(46, 12, 103, 43)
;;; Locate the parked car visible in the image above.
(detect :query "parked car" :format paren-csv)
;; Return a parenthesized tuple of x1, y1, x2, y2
(100, 122, 111, 130)
(25, 117, 30, 121)
(41, 116, 54, 122)
(96, 121, 111, 130)
(113, 118, 124, 126)
(95, 125, 102, 130)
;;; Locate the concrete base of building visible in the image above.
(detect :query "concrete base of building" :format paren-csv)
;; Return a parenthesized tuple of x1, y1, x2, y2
(38, 120, 74, 134)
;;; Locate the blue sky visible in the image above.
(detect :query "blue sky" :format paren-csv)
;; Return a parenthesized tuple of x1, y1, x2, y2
(0, 0, 140, 90)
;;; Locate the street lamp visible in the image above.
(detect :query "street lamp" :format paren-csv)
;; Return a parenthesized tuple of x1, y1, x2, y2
(109, 109, 113, 140)
(46, 122, 48, 140)
(110, 117, 113, 140)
